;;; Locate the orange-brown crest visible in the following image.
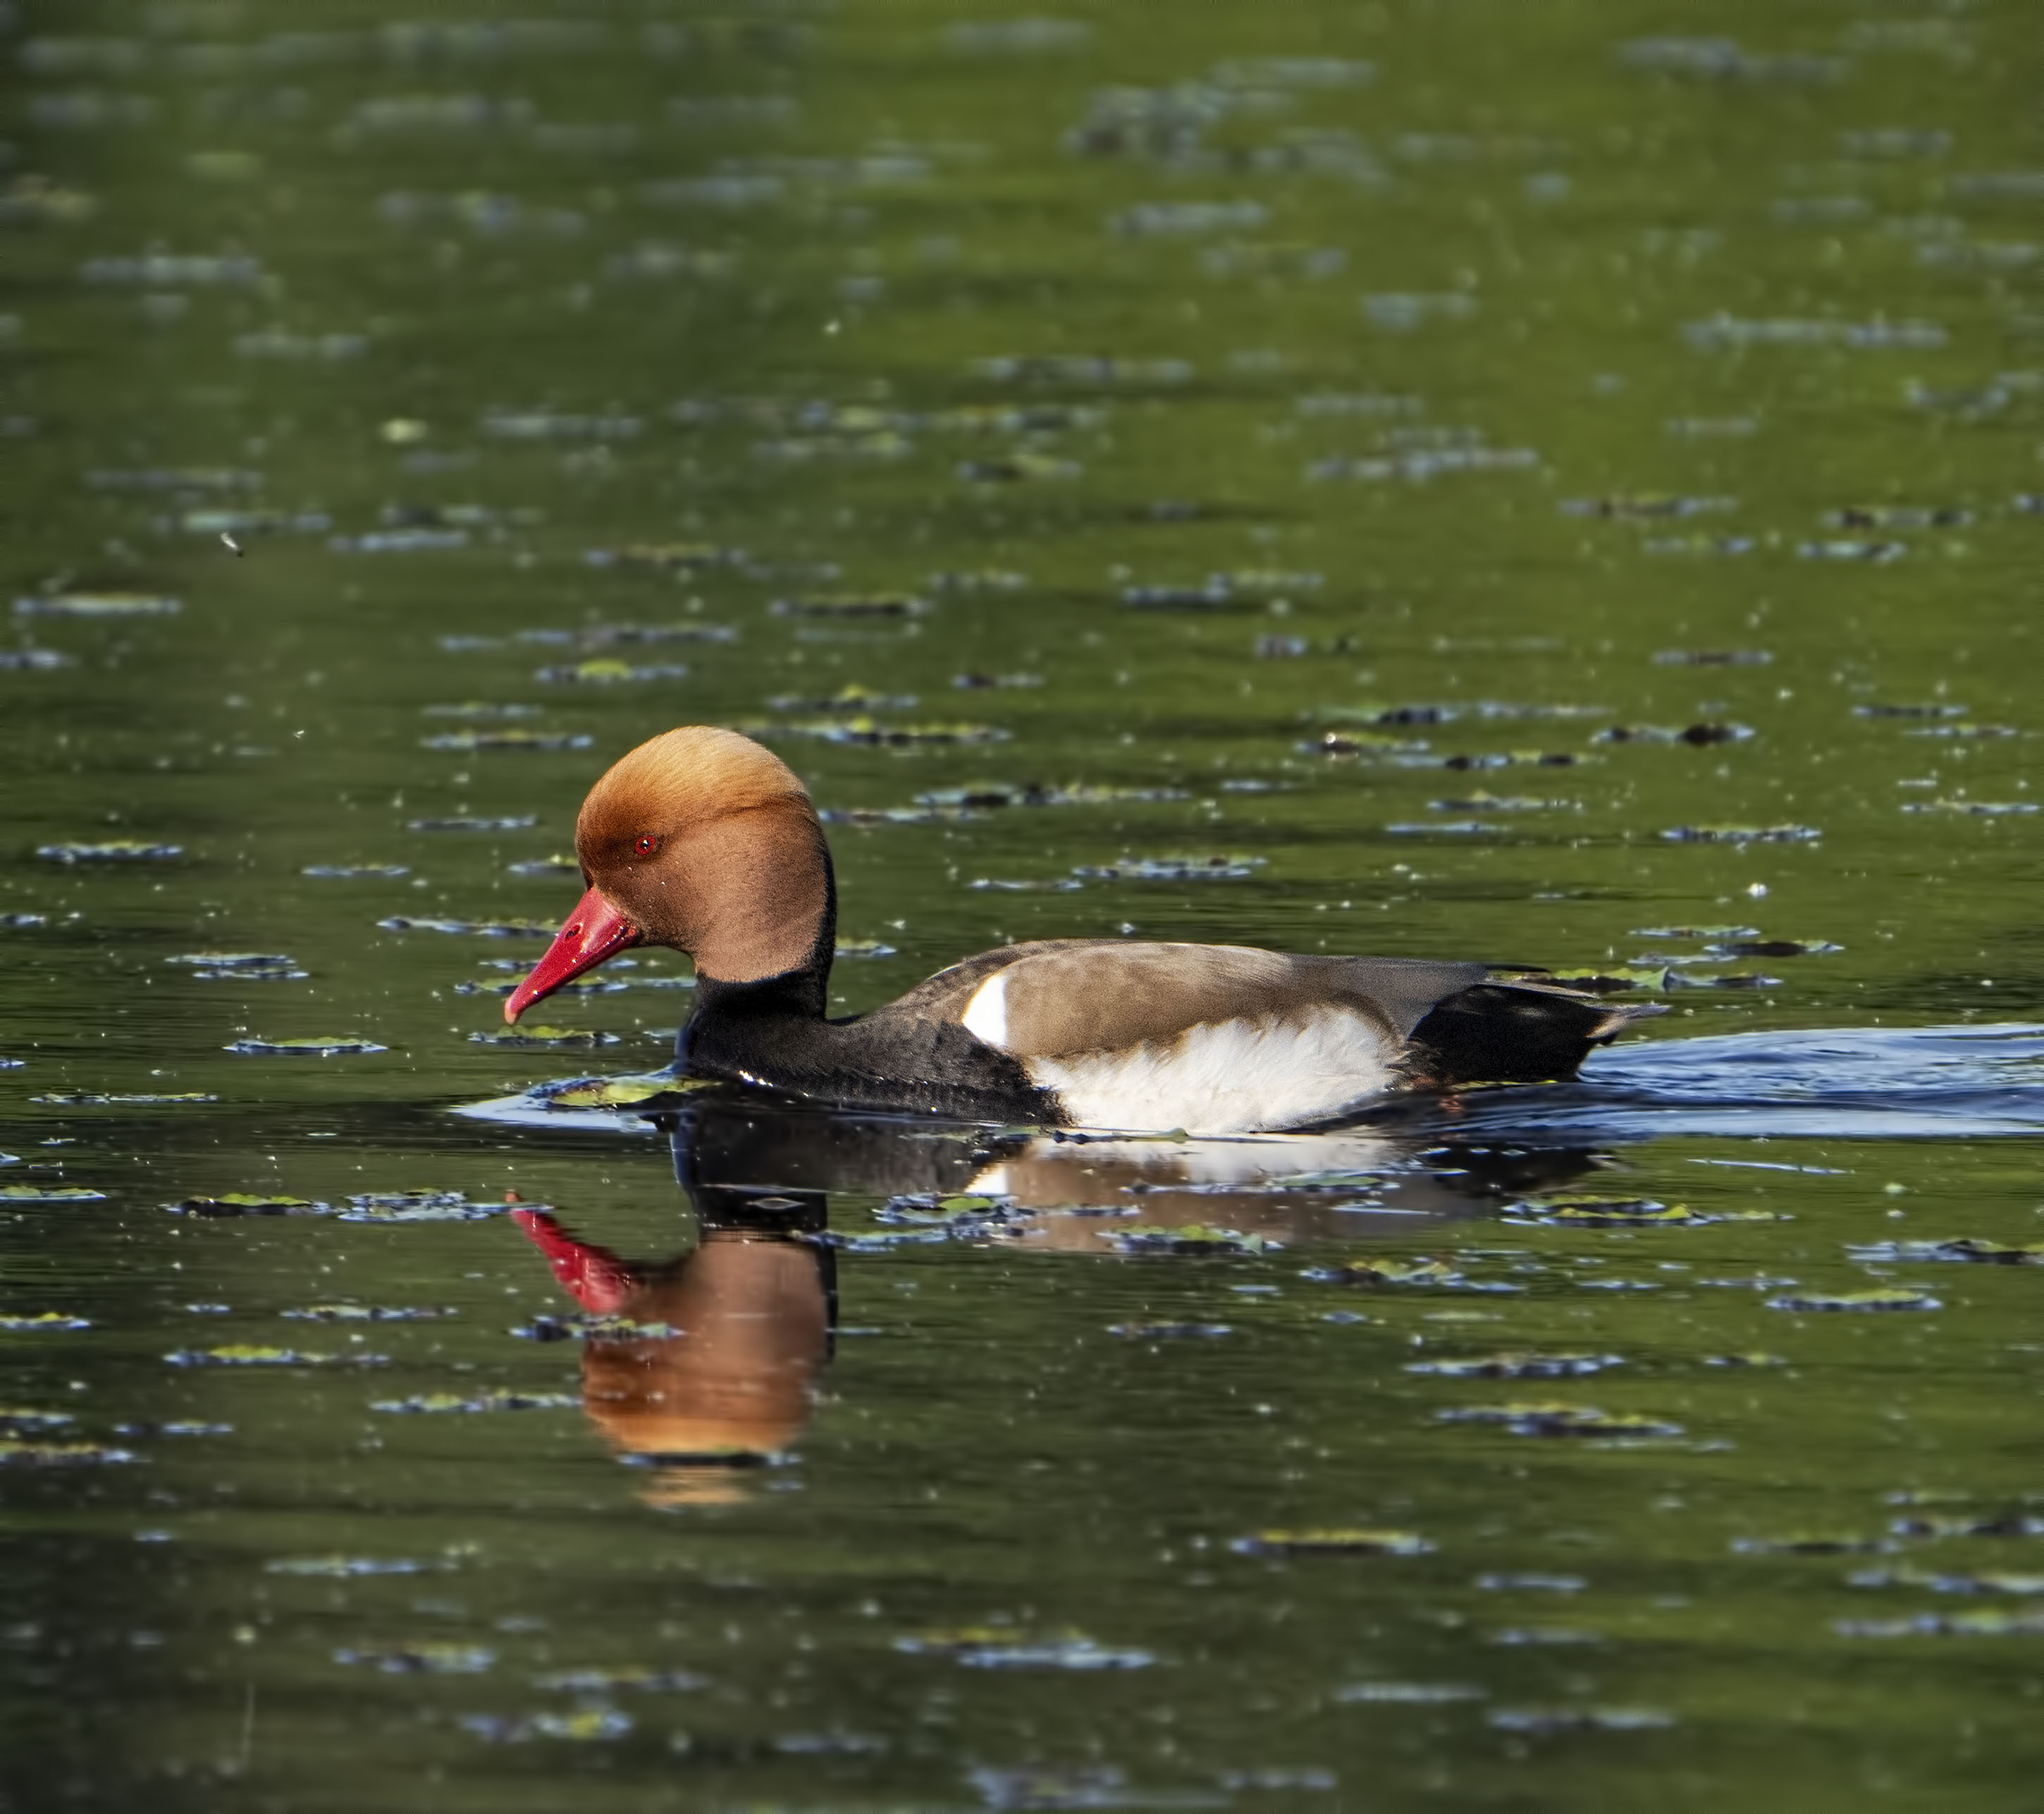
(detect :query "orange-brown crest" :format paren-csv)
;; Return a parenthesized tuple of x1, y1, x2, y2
(572, 726, 832, 982)
(575, 725, 810, 871)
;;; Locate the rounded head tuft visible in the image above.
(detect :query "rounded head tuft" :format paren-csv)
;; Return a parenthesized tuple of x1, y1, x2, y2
(576, 726, 809, 876)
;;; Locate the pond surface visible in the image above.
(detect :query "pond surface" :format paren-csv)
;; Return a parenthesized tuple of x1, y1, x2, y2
(4, 0, 2043, 1807)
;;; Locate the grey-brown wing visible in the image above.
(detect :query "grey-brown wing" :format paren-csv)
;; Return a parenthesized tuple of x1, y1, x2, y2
(898, 942, 1490, 1058)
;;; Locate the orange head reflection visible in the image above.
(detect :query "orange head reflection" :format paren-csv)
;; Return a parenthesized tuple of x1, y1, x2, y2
(514, 1207, 832, 1506)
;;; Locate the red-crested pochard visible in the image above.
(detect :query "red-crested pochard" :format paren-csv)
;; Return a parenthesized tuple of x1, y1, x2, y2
(505, 727, 1658, 1134)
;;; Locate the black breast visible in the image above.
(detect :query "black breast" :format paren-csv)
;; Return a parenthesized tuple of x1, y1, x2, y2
(682, 974, 1058, 1122)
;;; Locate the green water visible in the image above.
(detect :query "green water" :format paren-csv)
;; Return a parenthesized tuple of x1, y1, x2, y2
(5, 1, 2044, 1807)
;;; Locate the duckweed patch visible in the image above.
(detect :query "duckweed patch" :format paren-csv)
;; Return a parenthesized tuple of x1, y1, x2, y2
(1732, 1534, 1887, 1556)
(166, 1346, 388, 1368)
(166, 1194, 328, 1218)
(512, 1314, 681, 1342)
(1489, 1707, 1675, 1733)
(470, 1026, 622, 1048)
(1766, 1289, 1942, 1313)
(421, 729, 593, 753)
(1506, 1194, 1777, 1228)
(1436, 1403, 1685, 1440)
(873, 1193, 1019, 1229)
(1232, 1529, 1434, 1557)
(1847, 1238, 2044, 1265)
(267, 1556, 439, 1577)
(0, 1440, 138, 1466)
(407, 816, 538, 833)
(338, 1191, 513, 1224)
(371, 1392, 579, 1415)
(527, 1074, 708, 1110)
(1661, 825, 1823, 845)
(14, 593, 180, 618)
(1888, 1512, 2044, 1541)
(1310, 1257, 1466, 1287)
(535, 660, 689, 685)
(531, 1666, 707, 1694)
(37, 841, 182, 864)
(335, 1644, 495, 1675)
(226, 1037, 388, 1057)
(282, 1304, 453, 1323)
(1837, 1609, 2044, 1639)
(1071, 855, 1266, 882)
(1406, 1352, 1622, 1380)
(1108, 1320, 1233, 1339)
(378, 917, 557, 937)
(1336, 1681, 1487, 1705)
(1849, 1567, 2044, 1597)
(1103, 1224, 1272, 1256)
(749, 716, 1009, 749)
(459, 1709, 632, 1743)
(894, 1629, 1154, 1670)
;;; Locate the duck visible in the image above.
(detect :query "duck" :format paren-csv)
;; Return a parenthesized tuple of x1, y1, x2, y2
(505, 725, 1660, 1134)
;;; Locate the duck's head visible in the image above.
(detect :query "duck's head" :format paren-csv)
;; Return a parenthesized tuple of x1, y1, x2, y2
(505, 726, 832, 1022)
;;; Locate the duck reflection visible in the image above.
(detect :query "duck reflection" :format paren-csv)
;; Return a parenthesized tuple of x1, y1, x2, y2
(512, 1191, 833, 1507)
(513, 1093, 1603, 1497)
(670, 1092, 1603, 1246)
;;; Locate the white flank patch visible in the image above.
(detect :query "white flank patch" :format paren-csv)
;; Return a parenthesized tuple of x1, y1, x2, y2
(1026, 1010, 1399, 1136)
(968, 1127, 1408, 1202)
(960, 967, 1010, 1047)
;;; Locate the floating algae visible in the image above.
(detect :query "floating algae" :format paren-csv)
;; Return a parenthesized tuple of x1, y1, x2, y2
(37, 840, 181, 864)
(266, 1556, 438, 1578)
(1231, 1529, 1434, 1557)
(168, 952, 307, 979)
(0, 1440, 138, 1466)
(1489, 1707, 1675, 1733)
(469, 1026, 622, 1048)
(1505, 1194, 1776, 1228)
(531, 1074, 708, 1110)
(894, 1629, 1153, 1670)
(1846, 1237, 2044, 1265)
(226, 1037, 387, 1057)
(377, 916, 556, 937)
(1103, 1224, 1272, 1256)
(420, 729, 592, 752)
(1308, 1257, 1466, 1287)
(1766, 1289, 1942, 1312)
(338, 1191, 513, 1224)
(334, 1643, 495, 1674)
(458, 1709, 632, 1743)
(165, 1194, 329, 1218)
(530, 1665, 706, 1693)
(281, 1304, 453, 1323)
(1072, 854, 1265, 881)
(512, 1314, 681, 1342)
(1406, 1352, 1623, 1380)
(1436, 1403, 1685, 1440)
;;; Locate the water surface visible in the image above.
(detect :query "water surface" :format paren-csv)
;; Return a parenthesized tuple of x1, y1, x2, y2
(4, 1, 2043, 1807)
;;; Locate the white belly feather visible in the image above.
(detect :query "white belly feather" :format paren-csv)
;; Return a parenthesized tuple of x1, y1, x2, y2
(1023, 1007, 1398, 1136)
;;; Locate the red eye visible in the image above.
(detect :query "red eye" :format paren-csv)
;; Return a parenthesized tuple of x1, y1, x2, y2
(632, 834, 660, 857)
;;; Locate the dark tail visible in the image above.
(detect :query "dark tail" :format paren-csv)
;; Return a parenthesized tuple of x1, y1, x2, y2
(1405, 981, 1662, 1089)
